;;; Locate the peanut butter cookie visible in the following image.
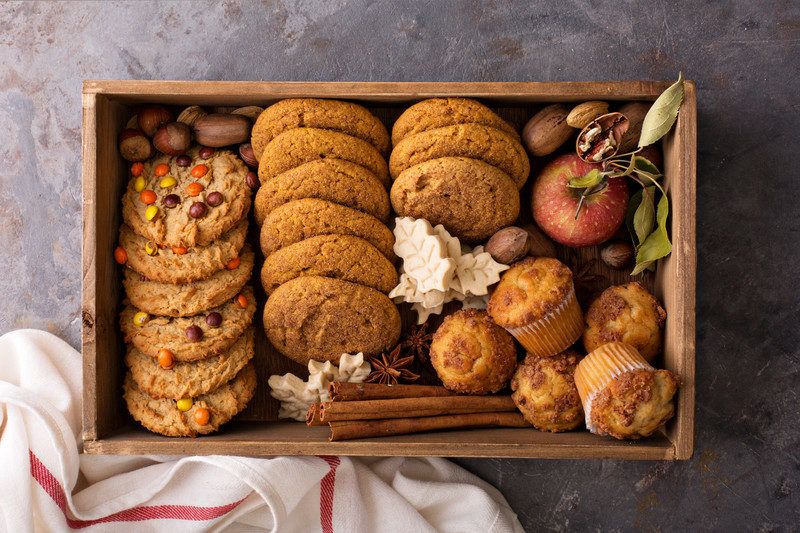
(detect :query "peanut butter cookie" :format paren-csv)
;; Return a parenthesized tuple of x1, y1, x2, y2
(261, 234, 398, 294)
(263, 276, 401, 364)
(120, 286, 256, 362)
(123, 245, 254, 317)
(118, 220, 247, 284)
(251, 98, 389, 159)
(254, 159, 389, 226)
(391, 97, 519, 145)
(390, 157, 520, 242)
(258, 128, 389, 186)
(260, 198, 395, 261)
(124, 362, 256, 437)
(121, 146, 251, 247)
(389, 123, 530, 189)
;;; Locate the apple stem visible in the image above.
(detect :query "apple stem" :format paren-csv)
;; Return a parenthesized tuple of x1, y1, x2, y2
(574, 194, 586, 219)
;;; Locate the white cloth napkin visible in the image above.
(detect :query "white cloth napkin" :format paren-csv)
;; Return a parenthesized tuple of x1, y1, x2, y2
(0, 329, 523, 532)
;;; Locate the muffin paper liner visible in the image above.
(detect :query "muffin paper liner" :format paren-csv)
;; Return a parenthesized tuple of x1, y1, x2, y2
(506, 287, 583, 357)
(574, 342, 653, 434)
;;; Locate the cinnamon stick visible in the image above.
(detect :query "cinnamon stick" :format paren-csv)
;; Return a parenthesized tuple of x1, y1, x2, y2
(306, 403, 324, 426)
(319, 395, 516, 423)
(329, 382, 456, 401)
(329, 411, 529, 441)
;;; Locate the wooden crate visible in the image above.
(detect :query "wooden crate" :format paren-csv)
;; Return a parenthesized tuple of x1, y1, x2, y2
(82, 81, 696, 460)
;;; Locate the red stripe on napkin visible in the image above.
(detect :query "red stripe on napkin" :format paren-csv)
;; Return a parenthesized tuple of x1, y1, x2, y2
(29, 450, 245, 528)
(319, 456, 340, 533)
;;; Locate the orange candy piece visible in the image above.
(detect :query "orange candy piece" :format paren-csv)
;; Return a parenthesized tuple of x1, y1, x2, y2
(114, 246, 127, 264)
(225, 257, 241, 270)
(157, 349, 175, 370)
(191, 164, 208, 178)
(171, 245, 188, 255)
(140, 189, 157, 205)
(185, 182, 204, 197)
(194, 407, 210, 425)
(131, 162, 144, 177)
(235, 294, 248, 308)
(154, 163, 170, 177)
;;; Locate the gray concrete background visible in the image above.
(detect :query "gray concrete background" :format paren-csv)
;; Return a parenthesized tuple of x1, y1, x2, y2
(1, 1, 798, 530)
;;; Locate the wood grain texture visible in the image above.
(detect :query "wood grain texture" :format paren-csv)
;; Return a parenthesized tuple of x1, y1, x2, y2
(82, 81, 695, 459)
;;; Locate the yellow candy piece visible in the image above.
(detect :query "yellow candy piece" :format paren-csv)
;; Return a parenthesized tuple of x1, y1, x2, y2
(176, 398, 193, 412)
(144, 241, 158, 256)
(159, 176, 177, 189)
(132, 311, 149, 327)
(134, 175, 146, 193)
(145, 205, 159, 221)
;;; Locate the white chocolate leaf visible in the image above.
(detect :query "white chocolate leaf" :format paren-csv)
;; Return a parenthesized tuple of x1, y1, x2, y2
(394, 218, 456, 292)
(338, 352, 371, 382)
(433, 224, 462, 259)
(412, 301, 444, 324)
(461, 293, 489, 310)
(390, 274, 448, 308)
(455, 250, 509, 296)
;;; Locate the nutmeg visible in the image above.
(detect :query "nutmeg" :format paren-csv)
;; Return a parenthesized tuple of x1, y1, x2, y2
(118, 128, 153, 161)
(486, 226, 530, 264)
(238, 143, 258, 168)
(176, 105, 208, 128)
(153, 122, 191, 155)
(521, 224, 558, 258)
(600, 241, 634, 269)
(522, 104, 573, 157)
(231, 106, 264, 122)
(617, 102, 650, 152)
(192, 113, 251, 147)
(137, 106, 173, 137)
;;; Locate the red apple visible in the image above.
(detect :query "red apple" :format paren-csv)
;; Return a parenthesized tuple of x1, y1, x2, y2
(531, 154, 628, 247)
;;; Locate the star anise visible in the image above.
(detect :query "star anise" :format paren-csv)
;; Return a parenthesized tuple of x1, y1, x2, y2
(366, 344, 420, 385)
(401, 323, 433, 364)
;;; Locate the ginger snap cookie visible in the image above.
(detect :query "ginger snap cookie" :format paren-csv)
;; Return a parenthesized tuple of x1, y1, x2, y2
(121, 286, 256, 362)
(123, 245, 254, 317)
(125, 327, 255, 401)
(257, 128, 390, 186)
(390, 157, 520, 242)
(251, 98, 390, 160)
(389, 123, 530, 189)
(391, 97, 519, 145)
(260, 198, 395, 261)
(124, 362, 256, 437)
(121, 146, 251, 247)
(261, 234, 398, 294)
(118, 219, 247, 284)
(263, 276, 401, 364)
(254, 159, 390, 226)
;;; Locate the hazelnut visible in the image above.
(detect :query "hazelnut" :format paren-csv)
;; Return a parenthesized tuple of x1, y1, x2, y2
(521, 224, 558, 258)
(600, 241, 634, 269)
(486, 226, 530, 264)
(176, 105, 208, 128)
(137, 106, 173, 137)
(192, 113, 251, 147)
(118, 128, 153, 161)
(231, 106, 264, 122)
(153, 122, 191, 155)
(239, 143, 258, 168)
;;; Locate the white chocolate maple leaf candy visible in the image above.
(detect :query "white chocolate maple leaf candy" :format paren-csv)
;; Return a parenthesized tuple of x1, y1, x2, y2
(455, 247, 509, 296)
(393, 217, 456, 292)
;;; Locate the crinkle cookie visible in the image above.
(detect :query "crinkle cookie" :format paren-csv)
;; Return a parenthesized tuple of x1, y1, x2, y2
(125, 327, 255, 400)
(260, 198, 395, 261)
(254, 159, 389, 225)
(123, 245, 254, 317)
(121, 146, 251, 247)
(257, 128, 389, 186)
(251, 98, 389, 159)
(120, 286, 256, 362)
(124, 363, 256, 437)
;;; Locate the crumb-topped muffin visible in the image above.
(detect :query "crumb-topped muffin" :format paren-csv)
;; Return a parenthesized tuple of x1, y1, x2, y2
(487, 257, 583, 357)
(583, 282, 667, 362)
(511, 350, 583, 432)
(574, 342, 679, 440)
(430, 309, 517, 394)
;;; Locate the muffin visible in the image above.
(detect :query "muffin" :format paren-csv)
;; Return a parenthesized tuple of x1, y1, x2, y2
(574, 342, 680, 440)
(487, 257, 583, 357)
(583, 282, 667, 362)
(390, 157, 520, 242)
(511, 350, 583, 432)
(429, 309, 517, 394)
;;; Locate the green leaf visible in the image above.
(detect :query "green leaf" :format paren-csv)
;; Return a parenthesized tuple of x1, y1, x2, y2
(567, 169, 603, 189)
(631, 192, 672, 275)
(633, 155, 662, 177)
(638, 72, 685, 148)
(633, 186, 656, 245)
(626, 189, 643, 244)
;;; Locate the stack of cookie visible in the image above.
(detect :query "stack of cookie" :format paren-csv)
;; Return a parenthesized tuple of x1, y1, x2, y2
(250, 99, 401, 365)
(117, 146, 257, 437)
(389, 98, 529, 242)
